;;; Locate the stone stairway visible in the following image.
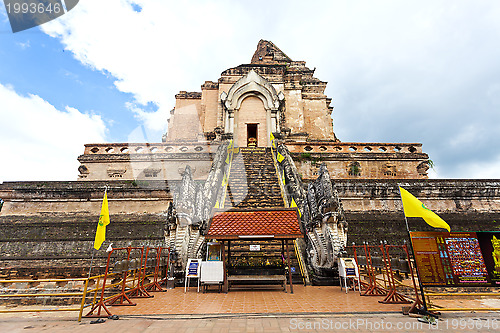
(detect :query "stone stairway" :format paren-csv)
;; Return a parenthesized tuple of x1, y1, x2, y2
(224, 147, 284, 209)
(220, 147, 307, 284)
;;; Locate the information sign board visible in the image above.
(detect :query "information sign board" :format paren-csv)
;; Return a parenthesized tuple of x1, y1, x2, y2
(410, 231, 499, 287)
(249, 244, 260, 251)
(187, 260, 200, 277)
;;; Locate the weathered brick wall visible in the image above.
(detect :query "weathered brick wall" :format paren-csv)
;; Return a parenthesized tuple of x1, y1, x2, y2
(0, 213, 165, 278)
(77, 144, 216, 181)
(1, 179, 499, 278)
(0, 181, 173, 278)
(167, 92, 202, 141)
(289, 143, 429, 180)
(0, 180, 175, 215)
(296, 158, 425, 180)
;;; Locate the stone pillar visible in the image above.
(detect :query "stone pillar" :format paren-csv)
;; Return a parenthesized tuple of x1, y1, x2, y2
(224, 111, 230, 133)
(274, 110, 280, 132)
(225, 111, 235, 135)
(271, 112, 277, 133)
(266, 109, 272, 146)
(229, 113, 235, 136)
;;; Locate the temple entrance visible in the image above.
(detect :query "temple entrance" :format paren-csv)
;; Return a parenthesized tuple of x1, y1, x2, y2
(236, 96, 267, 147)
(247, 124, 258, 147)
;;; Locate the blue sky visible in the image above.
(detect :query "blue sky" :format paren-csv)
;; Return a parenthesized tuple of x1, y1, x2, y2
(0, 9, 143, 142)
(1, 0, 500, 182)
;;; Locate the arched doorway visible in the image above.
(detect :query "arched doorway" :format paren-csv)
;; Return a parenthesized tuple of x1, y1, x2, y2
(236, 96, 267, 147)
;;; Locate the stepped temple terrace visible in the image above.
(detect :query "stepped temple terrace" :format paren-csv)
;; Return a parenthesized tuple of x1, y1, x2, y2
(1, 40, 500, 321)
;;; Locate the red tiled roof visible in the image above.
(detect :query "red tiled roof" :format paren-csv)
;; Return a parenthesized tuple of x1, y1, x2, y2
(207, 209, 303, 239)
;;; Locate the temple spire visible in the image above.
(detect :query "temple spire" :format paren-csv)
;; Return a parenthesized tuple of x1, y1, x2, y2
(251, 40, 292, 64)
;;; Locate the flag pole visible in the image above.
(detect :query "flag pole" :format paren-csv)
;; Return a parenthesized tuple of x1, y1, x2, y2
(403, 214, 429, 312)
(88, 249, 95, 278)
(399, 187, 439, 317)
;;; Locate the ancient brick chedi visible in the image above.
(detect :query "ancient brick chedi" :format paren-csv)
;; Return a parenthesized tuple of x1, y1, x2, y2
(74, 40, 430, 279)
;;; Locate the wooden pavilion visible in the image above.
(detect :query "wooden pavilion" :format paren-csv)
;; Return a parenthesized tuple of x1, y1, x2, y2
(206, 208, 303, 293)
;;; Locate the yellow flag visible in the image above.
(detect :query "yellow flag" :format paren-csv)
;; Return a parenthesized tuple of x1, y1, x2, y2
(277, 152, 285, 163)
(214, 200, 220, 208)
(399, 187, 450, 232)
(290, 197, 301, 217)
(94, 191, 110, 250)
(270, 132, 276, 148)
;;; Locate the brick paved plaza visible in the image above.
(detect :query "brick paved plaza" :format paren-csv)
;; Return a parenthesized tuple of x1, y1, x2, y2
(2, 285, 500, 332)
(109, 286, 401, 316)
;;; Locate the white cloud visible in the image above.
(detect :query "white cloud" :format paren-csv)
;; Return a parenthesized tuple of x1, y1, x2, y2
(0, 0, 6, 21)
(125, 102, 168, 140)
(0, 83, 107, 182)
(41, 0, 238, 107)
(16, 40, 30, 49)
(447, 125, 484, 148)
(39, 0, 276, 136)
(447, 156, 500, 179)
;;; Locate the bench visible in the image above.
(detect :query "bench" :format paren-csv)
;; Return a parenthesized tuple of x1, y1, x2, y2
(227, 275, 287, 292)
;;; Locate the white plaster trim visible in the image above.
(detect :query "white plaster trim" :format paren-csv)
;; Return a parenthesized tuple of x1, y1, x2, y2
(224, 70, 280, 112)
